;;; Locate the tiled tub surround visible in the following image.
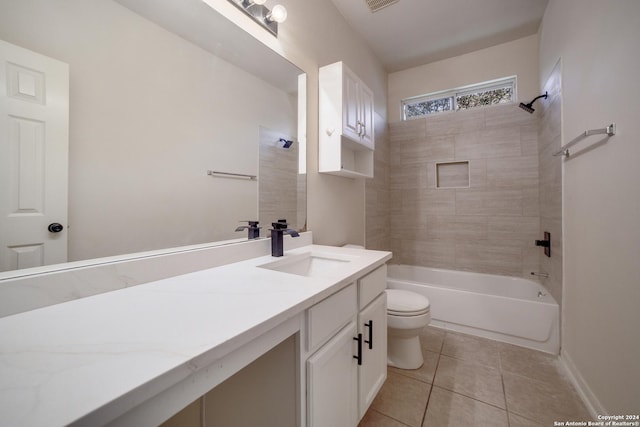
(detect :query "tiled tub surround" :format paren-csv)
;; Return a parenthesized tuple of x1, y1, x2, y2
(538, 62, 563, 306)
(0, 243, 392, 426)
(366, 114, 391, 251)
(359, 327, 592, 427)
(389, 103, 541, 278)
(259, 126, 307, 231)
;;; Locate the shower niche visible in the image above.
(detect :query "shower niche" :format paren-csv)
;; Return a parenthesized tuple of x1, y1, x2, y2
(435, 161, 470, 189)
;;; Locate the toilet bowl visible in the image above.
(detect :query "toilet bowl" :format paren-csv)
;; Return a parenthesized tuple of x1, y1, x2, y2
(386, 289, 431, 369)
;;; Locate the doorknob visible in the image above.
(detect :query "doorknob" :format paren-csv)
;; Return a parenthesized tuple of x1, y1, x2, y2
(48, 223, 64, 233)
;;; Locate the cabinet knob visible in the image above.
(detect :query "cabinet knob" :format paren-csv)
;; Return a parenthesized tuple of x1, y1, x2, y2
(326, 128, 335, 136)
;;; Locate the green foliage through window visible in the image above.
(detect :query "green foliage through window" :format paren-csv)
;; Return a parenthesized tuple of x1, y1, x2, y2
(402, 78, 515, 120)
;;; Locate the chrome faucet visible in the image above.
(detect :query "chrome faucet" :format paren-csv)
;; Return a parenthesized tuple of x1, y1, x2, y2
(270, 219, 299, 257)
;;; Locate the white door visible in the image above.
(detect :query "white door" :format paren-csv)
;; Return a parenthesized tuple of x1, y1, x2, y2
(307, 321, 358, 427)
(358, 292, 387, 419)
(0, 39, 69, 272)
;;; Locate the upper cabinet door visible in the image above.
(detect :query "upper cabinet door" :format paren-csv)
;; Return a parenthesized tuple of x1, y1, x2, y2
(359, 84, 374, 150)
(343, 69, 361, 143)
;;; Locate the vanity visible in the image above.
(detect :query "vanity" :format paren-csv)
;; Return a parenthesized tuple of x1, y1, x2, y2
(0, 235, 391, 427)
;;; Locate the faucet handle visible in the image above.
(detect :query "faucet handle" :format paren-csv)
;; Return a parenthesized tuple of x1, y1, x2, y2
(239, 220, 260, 228)
(236, 220, 261, 239)
(272, 219, 289, 229)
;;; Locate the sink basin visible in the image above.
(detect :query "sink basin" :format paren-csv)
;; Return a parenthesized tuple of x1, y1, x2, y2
(258, 251, 354, 277)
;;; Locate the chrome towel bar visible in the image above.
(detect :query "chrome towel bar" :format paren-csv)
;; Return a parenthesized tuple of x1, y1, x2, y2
(553, 123, 616, 157)
(207, 170, 257, 180)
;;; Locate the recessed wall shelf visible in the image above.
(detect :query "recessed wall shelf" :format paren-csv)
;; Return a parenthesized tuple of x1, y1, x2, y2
(435, 161, 470, 189)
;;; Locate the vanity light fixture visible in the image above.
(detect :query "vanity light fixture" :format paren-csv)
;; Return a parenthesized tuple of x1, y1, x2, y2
(227, 0, 287, 37)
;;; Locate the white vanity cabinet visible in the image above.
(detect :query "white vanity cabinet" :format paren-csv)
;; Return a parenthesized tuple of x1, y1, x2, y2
(319, 61, 375, 178)
(356, 265, 387, 419)
(305, 265, 388, 426)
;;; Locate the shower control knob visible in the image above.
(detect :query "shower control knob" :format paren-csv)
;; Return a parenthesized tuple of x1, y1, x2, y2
(48, 223, 64, 233)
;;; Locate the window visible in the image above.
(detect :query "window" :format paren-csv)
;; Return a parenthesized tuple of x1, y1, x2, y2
(401, 77, 516, 120)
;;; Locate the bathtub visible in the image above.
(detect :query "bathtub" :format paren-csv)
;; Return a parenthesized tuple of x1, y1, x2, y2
(387, 265, 559, 354)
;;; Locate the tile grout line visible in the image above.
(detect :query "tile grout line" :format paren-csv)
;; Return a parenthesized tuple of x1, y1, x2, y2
(420, 351, 442, 426)
(498, 345, 512, 427)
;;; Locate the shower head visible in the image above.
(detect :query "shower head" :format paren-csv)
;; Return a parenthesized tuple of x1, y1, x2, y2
(518, 91, 548, 114)
(279, 138, 294, 148)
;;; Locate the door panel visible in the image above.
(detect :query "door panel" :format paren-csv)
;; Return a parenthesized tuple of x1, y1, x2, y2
(0, 39, 69, 272)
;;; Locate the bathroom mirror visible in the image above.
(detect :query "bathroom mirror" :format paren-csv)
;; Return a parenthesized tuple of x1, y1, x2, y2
(0, 0, 306, 275)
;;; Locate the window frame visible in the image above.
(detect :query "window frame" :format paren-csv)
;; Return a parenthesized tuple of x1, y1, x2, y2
(401, 76, 517, 121)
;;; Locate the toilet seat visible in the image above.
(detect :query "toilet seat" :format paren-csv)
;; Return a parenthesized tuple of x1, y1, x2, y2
(386, 289, 430, 317)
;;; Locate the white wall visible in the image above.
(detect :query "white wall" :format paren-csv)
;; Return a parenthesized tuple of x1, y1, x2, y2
(539, 0, 640, 414)
(0, 0, 296, 261)
(387, 35, 539, 123)
(205, 0, 388, 246)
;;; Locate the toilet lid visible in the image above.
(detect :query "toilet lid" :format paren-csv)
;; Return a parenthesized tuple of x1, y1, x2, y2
(386, 289, 430, 316)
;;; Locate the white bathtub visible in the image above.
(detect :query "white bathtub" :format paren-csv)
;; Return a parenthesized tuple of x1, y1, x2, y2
(387, 265, 559, 354)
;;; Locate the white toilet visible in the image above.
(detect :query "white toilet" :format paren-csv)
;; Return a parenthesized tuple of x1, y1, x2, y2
(386, 289, 431, 369)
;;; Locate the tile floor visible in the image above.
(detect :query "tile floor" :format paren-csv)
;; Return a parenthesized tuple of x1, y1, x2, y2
(359, 327, 592, 427)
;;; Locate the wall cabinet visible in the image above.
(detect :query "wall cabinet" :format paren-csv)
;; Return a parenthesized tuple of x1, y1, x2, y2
(305, 265, 387, 426)
(319, 61, 375, 178)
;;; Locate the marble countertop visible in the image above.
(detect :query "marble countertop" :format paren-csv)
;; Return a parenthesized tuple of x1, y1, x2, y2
(0, 244, 391, 427)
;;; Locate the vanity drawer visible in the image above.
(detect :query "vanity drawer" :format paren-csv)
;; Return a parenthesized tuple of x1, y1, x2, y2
(307, 283, 357, 351)
(358, 265, 387, 309)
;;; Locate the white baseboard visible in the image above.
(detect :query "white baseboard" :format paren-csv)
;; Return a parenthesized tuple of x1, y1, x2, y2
(559, 349, 608, 418)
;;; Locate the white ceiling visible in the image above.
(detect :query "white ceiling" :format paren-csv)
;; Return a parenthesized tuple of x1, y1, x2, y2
(331, 0, 549, 72)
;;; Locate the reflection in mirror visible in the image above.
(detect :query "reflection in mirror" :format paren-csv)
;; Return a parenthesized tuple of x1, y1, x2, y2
(0, 0, 306, 275)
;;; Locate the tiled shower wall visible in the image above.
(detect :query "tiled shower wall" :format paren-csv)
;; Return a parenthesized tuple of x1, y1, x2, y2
(259, 127, 306, 232)
(538, 62, 563, 305)
(365, 119, 391, 251)
(388, 104, 541, 277)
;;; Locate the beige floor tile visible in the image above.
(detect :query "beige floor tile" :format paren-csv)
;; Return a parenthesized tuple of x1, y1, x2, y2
(441, 331, 500, 368)
(371, 371, 431, 427)
(422, 387, 508, 427)
(503, 372, 592, 425)
(390, 350, 439, 384)
(508, 412, 545, 427)
(433, 355, 506, 408)
(419, 326, 445, 353)
(359, 409, 411, 427)
(498, 342, 565, 384)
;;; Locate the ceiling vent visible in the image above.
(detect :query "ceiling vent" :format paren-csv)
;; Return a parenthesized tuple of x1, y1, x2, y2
(365, 0, 399, 13)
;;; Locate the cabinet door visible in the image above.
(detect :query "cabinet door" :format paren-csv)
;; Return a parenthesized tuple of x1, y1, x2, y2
(342, 69, 361, 142)
(359, 84, 374, 149)
(358, 293, 387, 419)
(307, 320, 358, 427)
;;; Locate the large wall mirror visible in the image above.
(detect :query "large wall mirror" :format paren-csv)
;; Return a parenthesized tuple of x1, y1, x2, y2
(0, 0, 306, 275)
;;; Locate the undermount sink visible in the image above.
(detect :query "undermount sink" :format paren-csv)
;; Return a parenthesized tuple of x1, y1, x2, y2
(258, 251, 354, 277)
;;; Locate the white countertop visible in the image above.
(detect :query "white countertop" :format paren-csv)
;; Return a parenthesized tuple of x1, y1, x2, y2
(0, 245, 391, 427)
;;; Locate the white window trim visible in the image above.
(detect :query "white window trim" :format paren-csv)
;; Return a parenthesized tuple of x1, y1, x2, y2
(401, 76, 517, 120)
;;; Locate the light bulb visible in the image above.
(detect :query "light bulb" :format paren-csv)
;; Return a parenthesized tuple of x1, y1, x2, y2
(266, 4, 287, 23)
